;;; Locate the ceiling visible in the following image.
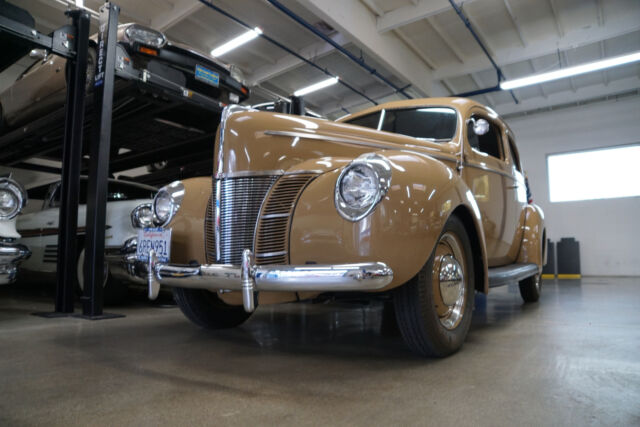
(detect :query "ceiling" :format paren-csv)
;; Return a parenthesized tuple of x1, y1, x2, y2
(4, 0, 640, 120)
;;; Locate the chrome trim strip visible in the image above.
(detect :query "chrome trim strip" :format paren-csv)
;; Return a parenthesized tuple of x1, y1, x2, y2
(462, 162, 516, 181)
(260, 213, 290, 219)
(215, 169, 323, 179)
(140, 250, 393, 312)
(255, 251, 288, 258)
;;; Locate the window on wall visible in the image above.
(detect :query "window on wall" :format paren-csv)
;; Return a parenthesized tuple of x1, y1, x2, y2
(547, 144, 640, 202)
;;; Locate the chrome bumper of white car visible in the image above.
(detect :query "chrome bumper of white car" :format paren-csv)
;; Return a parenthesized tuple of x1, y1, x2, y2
(113, 238, 394, 313)
(0, 241, 31, 285)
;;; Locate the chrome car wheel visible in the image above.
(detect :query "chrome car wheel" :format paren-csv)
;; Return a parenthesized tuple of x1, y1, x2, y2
(432, 232, 467, 330)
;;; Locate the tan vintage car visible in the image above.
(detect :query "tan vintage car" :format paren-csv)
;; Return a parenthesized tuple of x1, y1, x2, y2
(120, 97, 546, 357)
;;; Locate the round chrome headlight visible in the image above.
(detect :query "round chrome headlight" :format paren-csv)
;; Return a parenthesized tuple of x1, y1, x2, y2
(131, 203, 154, 228)
(335, 153, 392, 222)
(153, 181, 185, 226)
(0, 178, 26, 220)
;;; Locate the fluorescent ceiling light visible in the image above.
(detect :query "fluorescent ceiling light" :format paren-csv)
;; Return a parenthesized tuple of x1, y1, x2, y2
(75, 0, 83, 7)
(500, 51, 640, 90)
(211, 27, 262, 57)
(294, 77, 339, 97)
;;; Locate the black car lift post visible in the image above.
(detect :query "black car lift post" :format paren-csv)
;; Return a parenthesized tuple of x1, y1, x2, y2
(76, 2, 122, 319)
(54, 10, 91, 315)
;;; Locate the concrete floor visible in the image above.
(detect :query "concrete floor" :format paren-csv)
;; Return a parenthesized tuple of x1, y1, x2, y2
(0, 277, 639, 426)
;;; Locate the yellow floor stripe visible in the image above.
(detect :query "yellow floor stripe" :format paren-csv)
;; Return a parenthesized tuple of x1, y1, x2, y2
(557, 274, 581, 279)
(541, 274, 556, 279)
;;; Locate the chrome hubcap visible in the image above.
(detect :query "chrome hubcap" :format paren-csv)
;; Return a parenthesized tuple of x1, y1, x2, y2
(439, 255, 463, 306)
(432, 232, 467, 330)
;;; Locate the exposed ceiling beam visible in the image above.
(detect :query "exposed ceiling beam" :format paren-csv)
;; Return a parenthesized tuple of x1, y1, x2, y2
(296, 0, 443, 97)
(426, 16, 464, 63)
(469, 73, 494, 106)
(151, 0, 204, 31)
(529, 59, 547, 98)
(376, 0, 481, 34)
(360, 0, 384, 17)
(562, 51, 577, 93)
(599, 41, 609, 86)
(548, 0, 564, 37)
(595, 0, 604, 27)
(433, 12, 640, 80)
(247, 33, 349, 85)
(393, 28, 436, 69)
(503, 0, 526, 47)
(496, 76, 640, 116)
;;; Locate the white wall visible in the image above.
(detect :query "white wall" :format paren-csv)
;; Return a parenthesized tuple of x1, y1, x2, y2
(506, 96, 640, 276)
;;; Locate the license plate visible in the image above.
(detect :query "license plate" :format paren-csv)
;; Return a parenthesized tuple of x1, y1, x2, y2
(137, 227, 171, 262)
(194, 64, 219, 87)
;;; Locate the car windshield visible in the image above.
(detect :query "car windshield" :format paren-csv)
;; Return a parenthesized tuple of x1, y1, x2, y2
(344, 107, 458, 141)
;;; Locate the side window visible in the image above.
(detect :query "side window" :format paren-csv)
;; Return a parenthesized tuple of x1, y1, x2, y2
(48, 183, 61, 208)
(467, 116, 502, 159)
(507, 136, 522, 172)
(344, 112, 381, 130)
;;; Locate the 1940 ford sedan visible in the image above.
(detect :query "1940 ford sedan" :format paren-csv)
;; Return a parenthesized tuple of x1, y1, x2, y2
(122, 97, 546, 357)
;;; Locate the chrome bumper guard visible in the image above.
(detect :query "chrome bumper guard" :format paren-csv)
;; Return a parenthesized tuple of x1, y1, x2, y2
(118, 239, 393, 312)
(0, 241, 31, 285)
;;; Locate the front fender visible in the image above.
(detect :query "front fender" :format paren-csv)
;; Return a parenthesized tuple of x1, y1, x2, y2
(290, 150, 488, 291)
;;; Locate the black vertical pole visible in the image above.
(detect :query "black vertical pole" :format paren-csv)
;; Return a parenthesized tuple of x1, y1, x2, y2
(82, 2, 119, 317)
(54, 10, 91, 314)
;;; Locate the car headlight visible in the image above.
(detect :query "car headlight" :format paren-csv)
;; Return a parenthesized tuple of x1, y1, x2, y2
(335, 153, 392, 222)
(131, 203, 154, 228)
(0, 178, 26, 220)
(153, 181, 185, 226)
(124, 24, 167, 48)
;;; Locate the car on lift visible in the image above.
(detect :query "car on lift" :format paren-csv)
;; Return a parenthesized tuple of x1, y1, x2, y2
(0, 22, 250, 133)
(0, 175, 30, 284)
(17, 177, 155, 302)
(121, 97, 546, 357)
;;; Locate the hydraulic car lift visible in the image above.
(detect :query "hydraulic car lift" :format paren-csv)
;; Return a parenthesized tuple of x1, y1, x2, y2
(1, 2, 224, 318)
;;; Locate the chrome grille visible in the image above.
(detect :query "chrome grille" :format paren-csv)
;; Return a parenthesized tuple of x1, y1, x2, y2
(214, 176, 278, 265)
(204, 196, 215, 263)
(254, 174, 316, 265)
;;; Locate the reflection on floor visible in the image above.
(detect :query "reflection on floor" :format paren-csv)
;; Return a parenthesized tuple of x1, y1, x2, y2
(0, 277, 638, 425)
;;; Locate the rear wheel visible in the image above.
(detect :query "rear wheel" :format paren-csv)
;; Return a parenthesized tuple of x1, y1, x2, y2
(394, 215, 475, 357)
(519, 274, 541, 302)
(173, 288, 252, 329)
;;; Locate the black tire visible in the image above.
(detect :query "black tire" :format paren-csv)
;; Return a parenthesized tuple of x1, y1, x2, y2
(173, 287, 252, 329)
(394, 215, 475, 357)
(77, 247, 128, 305)
(519, 274, 541, 302)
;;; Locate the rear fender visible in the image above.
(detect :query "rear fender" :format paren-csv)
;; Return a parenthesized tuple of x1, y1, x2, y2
(517, 204, 546, 272)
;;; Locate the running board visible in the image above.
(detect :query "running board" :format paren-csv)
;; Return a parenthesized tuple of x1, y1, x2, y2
(488, 263, 539, 288)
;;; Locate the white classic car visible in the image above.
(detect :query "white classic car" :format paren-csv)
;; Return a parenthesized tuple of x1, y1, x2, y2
(0, 176, 30, 284)
(17, 177, 155, 301)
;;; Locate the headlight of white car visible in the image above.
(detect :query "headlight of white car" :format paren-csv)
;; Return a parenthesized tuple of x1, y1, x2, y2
(153, 181, 185, 226)
(0, 178, 26, 220)
(131, 203, 154, 228)
(334, 153, 392, 222)
(124, 24, 167, 48)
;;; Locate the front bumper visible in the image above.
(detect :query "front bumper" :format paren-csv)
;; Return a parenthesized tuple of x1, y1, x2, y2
(114, 239, 393, 312)
(0, 241, 31, 285)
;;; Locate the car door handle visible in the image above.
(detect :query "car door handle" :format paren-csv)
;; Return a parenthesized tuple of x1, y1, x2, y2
(507, 185, 518, 189)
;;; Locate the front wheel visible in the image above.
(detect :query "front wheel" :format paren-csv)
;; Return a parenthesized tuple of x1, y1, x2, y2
(77, 247, 127, 304)
(173, 288, 252, 329)
(394, 215, 475, 357)
(519, 274, 541, 302)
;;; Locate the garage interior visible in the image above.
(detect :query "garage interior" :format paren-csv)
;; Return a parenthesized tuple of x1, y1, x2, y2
(1, 0, 639, 425)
